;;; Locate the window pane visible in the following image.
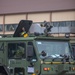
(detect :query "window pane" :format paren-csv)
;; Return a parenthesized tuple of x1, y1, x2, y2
(71, 21, 75, 27)
(5, 24, 18, 31)
(53, 22, 59, 27)
(59, 21, 65, 27)
(8, 43, 26, 58)
(36, 40, 70, 59)
(66, 21, 71, 27)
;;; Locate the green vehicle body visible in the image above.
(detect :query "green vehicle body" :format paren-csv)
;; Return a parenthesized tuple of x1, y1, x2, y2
(0, 20, 75, 75)
(70, 37, 75, 60)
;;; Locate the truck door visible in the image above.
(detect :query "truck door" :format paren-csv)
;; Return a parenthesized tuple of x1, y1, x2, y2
(8, 42, 26, 75)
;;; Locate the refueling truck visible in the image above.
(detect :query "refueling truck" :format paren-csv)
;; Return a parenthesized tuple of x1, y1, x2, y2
(0, 20, 75, 75)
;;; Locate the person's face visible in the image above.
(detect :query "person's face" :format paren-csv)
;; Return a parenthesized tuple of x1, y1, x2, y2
(22, 27, 25, 31)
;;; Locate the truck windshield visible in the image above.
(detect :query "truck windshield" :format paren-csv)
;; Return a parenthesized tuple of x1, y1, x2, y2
(36, 40, 71, 59)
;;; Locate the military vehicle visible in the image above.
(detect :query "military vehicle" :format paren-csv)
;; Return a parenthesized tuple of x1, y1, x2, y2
(0, 20, 75, 75)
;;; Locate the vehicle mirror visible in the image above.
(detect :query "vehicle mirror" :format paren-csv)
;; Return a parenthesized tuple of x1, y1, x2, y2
(41, 51, 46, 57)
(27, 45, 33, 61)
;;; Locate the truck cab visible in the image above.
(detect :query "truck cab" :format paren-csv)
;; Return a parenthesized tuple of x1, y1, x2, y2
(0, 20, 75, 75)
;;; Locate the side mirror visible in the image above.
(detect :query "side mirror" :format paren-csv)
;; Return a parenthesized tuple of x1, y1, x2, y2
(27, 45, 33, 61)
(41, 51, 46, 57)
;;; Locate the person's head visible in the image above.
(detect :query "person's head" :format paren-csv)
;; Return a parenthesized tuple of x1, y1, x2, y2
(22, 27, 25, 31)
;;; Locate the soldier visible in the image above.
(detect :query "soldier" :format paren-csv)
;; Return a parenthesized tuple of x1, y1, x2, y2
(20, 27, 28, 37)
(14, 46, 25, 58)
